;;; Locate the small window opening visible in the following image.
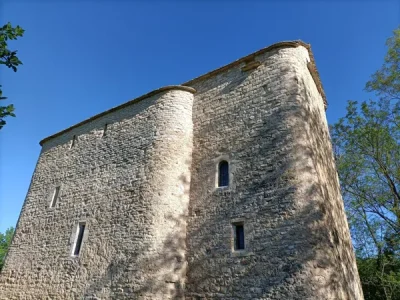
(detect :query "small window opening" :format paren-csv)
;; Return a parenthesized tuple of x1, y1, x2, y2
(102, 123, 108, 137)
(49, 186, 61, 208)
(233, 223, 245, 251)
(218, 160, 229, 187)
(70, 135, 76, 149)
(72, 223, 86, 256)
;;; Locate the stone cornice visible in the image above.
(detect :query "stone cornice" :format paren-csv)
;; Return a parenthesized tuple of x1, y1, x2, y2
(39, 86, 196, 146)
(39, 40, 327, 146)
(183, 40, 327, 108)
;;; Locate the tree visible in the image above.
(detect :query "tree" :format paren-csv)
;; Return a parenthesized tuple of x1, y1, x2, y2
(0, 227, 14, 271)
(331, 26, 400, 300)
(0, 22, 24, 130)
(366, 27, 400, 101)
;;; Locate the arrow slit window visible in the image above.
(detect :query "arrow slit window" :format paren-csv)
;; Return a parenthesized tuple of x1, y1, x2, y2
(218, 160, 229, 187)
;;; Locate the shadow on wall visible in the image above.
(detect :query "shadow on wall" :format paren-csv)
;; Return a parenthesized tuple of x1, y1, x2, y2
(82, 214, 188, 299)
(82, 70, 360, 299)
(182, 68, 360, 299)
(81, 158, 192, 299)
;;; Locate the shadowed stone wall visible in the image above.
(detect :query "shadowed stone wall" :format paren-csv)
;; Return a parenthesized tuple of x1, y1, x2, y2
(0, 42, 363, 299)
(0, 87, 195, 299)
(185, 45, 363, 299)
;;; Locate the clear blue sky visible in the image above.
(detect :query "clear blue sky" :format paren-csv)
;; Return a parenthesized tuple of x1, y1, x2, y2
(0, 1, 399, 232)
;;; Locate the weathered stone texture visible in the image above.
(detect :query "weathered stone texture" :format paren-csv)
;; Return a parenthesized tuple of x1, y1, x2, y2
(185, 46, 363, 299)
(0, 42, 363, 299)
(0, 88, 195, 299)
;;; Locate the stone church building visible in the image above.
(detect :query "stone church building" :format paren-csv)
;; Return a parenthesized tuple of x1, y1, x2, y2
(0, 41, 364, 299)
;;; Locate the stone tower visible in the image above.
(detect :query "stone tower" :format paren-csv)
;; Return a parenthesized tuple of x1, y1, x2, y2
(0, 41, 364, 299)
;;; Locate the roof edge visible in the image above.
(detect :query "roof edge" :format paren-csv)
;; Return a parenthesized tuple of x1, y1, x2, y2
(39, 40, 327, 147)
(39, 85, 196, 146)
(182, 40, 326, 107)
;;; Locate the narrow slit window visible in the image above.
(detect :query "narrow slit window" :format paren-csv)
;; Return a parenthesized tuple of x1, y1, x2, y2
(72, 223, 86, 256)
(49, 186, 61, 208)
(233, 223, 245, 251)
(102, 123, 108, 137)
(70, 135, 76, 149)
(218, 160, 229, 187)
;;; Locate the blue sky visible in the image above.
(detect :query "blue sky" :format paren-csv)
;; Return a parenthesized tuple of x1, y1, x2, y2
(0, 1, 399, 232)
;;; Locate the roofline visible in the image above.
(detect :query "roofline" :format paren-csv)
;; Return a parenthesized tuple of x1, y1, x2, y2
(39, 40, 327, 147)
(39, 85, 196, 146)
(182, 40, 326, 106)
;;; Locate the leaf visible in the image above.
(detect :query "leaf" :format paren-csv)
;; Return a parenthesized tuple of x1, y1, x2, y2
(331, 25, 400, 299)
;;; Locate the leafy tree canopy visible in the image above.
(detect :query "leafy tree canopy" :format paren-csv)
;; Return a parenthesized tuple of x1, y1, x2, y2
(0, 22, 24, 130)
(0, 227, 14, 271)
(331, 26, 400, 300)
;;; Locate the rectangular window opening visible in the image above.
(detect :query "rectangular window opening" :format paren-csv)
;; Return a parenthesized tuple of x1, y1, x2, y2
(102, 123, 108, 137)
(233, 223, 245, 251)
(72, 223, 86, 256)
(70, 135, 76, 149)
(218, 160, 229, 187)
(49, 186, 61, 208)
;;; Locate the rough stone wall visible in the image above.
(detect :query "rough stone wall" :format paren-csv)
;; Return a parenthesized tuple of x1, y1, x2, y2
(0, 43, 364, 300)
(185, 46, 363, 299)
(294, 46, 364, 299)
(0, 88, 195, 299)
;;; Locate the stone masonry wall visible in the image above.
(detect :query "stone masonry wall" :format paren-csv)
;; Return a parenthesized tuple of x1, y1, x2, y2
(0, 42, 364, 300)
(185, 46, 363, 299)
(294, 46, 364, 299)
(0, 87, 195, 299)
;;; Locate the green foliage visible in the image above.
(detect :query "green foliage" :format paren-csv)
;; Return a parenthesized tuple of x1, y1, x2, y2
(357, 257, 400, 300)
(332, 99, 400, 255)
(0, 22, 24, 130)
(331, 26, 400, 300)
(366, 28, 400, 101)
(0, 227, 14, 271)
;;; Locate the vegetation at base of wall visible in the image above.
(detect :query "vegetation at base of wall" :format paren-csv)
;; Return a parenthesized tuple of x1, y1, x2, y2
(0, 227, 15, 271)
(0, 22, 24, 130)
(331, 26, 400, 300)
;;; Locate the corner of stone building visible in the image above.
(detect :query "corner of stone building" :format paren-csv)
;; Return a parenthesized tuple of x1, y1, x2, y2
(289, 46, 364, 299)
(0, 86, 197, 300)
(0, 43, 364, 300)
